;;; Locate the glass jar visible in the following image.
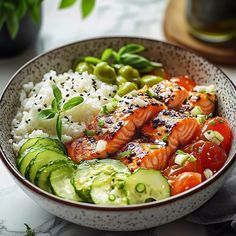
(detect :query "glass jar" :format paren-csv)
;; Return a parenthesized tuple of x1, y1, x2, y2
(186, 0, 236, 43)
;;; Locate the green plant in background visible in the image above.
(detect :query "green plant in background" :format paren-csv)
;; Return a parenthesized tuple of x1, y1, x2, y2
(0, 0, 96, 39)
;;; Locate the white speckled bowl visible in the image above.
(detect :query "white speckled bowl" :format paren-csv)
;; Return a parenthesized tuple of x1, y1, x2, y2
(0, 37, 235, 231)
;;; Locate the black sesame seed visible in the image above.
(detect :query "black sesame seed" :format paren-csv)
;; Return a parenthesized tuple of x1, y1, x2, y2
(44, 104, 47, 108)
(38, 108, 41, 112)
(66, 94, 69, 97)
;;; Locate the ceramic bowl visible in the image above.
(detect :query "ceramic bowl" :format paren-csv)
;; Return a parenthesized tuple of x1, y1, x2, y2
(0, 37, 235, 231)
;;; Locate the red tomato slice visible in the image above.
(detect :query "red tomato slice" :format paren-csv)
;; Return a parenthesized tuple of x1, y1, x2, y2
(171, 172, 202, 196)
(183, 140, 227, 173)
(197, 117, 232, 154)
(170, 75, 196, 91)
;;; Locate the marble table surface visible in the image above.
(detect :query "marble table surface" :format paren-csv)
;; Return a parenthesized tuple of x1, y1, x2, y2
(0, 0, 235, 235)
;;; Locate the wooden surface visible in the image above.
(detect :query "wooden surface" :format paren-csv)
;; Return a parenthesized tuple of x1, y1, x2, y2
(164, 0, 236, 65)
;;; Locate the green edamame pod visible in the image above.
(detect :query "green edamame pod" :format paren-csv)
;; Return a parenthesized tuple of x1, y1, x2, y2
(140, 75, 163, 88)
(75, 62, 94, 74)
(117, 82, 138, 97)
(118, 65, 140, 82)
(116, 76, 128, 86)
(94, 62, 117, 84)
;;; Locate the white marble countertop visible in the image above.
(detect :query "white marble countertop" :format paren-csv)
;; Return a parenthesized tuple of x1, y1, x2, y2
(0, 0, 235, 235)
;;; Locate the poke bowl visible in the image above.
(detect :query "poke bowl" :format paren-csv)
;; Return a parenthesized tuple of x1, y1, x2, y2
(0, 37, 235, 231)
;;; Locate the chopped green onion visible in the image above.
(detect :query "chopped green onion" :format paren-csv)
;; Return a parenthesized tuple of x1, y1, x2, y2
(209, 120, 215, 126)
(176, 150, 187, 155)
(191, 106, 203, 116)
(84, 129, 95, 136)
(194, 85, 215, 93)
(116, 150, 132, 159)
(204, 168, 213, 179)
(217, 118, 224, 124)
(204, 130, 224, 145)
(174, 154, 189, 166)
(98, 119, 105, 127)
(197, 114, 206, 124)
(95, 140, 107, 152)
(114, 94, 121, 101)
(146, 88, 155, 98)
(188, 155, 197, 162)
(135, 183, 146, 193)
(163, 135, 169, 143)
(150, 145, 159, 149)
(101, 105, 109, 114)
(106, 103, 114, 112)
(109, 194, 116, 201)
(133, 97, 147, 107)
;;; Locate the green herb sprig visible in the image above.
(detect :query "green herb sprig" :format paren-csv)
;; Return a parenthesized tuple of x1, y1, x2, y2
(38, 85, 84, 140)
(24, 223, 35, 236)
(82, 43, 163, 72)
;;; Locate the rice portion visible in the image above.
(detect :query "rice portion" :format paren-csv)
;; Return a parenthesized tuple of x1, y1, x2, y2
(11, 70, 117, 153)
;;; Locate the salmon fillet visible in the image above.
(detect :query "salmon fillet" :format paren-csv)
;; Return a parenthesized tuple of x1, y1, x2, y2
(66, 92, 166, 163)
(151, 80, 189, 110)
(118, 110, 201, 171)
(180, 92, 217, 116)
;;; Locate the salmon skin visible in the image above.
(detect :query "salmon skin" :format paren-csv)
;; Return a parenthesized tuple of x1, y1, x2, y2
(151, 80, 189, 110)
(180, 92, 217, 116)
(66, 92, 166, 163)
(118, 110, 201, 171)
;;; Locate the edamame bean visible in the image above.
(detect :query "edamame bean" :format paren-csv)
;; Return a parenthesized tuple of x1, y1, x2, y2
(116, 76, 128, 86)
(140, 75, 163, 88)
(118, 65, 140, 82)
(117, 82, 138, 97)
(75, 62, 94, 74)
(94, 62, 117, 84)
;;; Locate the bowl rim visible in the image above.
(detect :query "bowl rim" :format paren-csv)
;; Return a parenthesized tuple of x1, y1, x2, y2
(1, 36, 236, 211)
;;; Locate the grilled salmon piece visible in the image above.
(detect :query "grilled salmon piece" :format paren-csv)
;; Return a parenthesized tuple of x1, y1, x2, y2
(180, 92, 217, 116)
(66, 93, 166, 163)
(151, 80, 189, 110)
(118, 110, 201, 171)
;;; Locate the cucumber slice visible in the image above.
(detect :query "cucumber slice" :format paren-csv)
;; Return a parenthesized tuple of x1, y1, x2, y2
(19, 149, 45, 176)
(35, 160, 69, 192)
(50, 165, 81, 201)
(73, 159, 130, 202)
(26, 150, 68, 184)
(18, 138, 41, 155)
(32, 138, 66, 153)
(17, 145, 64, 169)
(125, 168, 170, 204)
(90, 172, 128, 206)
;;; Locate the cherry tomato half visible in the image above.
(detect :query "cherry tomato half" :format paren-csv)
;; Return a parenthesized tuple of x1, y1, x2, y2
(170, 75, 196, 91)
(171, 172, 202, 196)
(183, 140, 227, 173)
(197, 117, 232, 154)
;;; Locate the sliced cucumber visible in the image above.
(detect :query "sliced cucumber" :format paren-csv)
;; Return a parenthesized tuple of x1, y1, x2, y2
(125, 168, 170, 204)
(91, 172, 128, 206)
(50, 165, 81, 201)
(18, 138, 41, 156)
(17, 145, 64, 169)
(19, 149, 45, 176)
(26, 150, 68, 184)
(35, 160, 69, 192)
(73, 159, 130, 202)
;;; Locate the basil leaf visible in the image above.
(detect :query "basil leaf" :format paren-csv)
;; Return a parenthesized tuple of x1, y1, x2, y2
(56, 115, 62, 140)
(38, 109, 56, 119)
(17, 0, 27, 19)
(81, 0, 96, 18)
(29, 3, 41, 23)
(118, 44, 145, 55)
(52, 85, 62, 104)
(5, 10, 19, 39)
(101, 48, 113, 62)
(59, 0, 77, 8)
(51, 98, 59, 111)
(62, 96, 84, 111)
(120, 53, 162, 72)
(84, 56, 101, 65)
(0, 12, 5, 30)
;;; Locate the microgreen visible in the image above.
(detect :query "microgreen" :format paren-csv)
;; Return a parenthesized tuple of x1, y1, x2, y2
(24, 223, 35, 236)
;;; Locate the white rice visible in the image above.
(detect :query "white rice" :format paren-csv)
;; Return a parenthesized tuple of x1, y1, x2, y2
(10, 70, 117, 153)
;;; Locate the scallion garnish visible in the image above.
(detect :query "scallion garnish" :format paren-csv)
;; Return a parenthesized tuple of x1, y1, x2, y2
(135, 183, 146, 193)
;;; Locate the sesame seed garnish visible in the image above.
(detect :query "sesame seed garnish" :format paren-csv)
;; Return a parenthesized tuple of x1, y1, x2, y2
(38, 108, 41, 112)
(66, 94, 69, 97)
